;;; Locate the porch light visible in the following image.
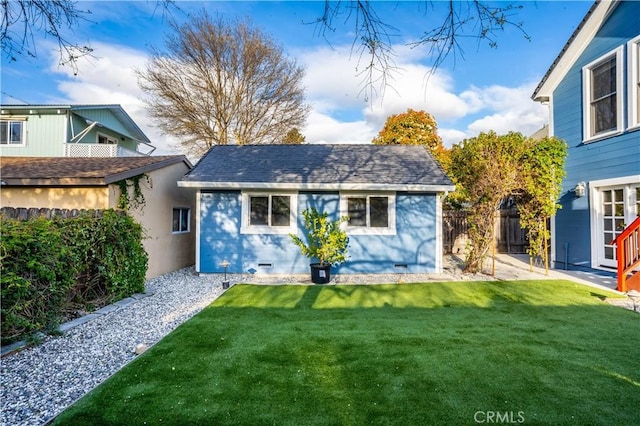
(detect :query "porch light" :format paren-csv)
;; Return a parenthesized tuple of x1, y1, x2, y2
(574, 182, 586, 198)
(221, 260, 231, 289)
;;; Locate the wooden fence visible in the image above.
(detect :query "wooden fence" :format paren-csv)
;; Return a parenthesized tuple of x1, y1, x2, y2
(443, 209, 528, 254)
(0, 207, 106, 221)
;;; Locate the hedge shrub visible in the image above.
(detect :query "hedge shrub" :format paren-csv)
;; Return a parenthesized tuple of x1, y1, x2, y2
(1, 210, 148, 345)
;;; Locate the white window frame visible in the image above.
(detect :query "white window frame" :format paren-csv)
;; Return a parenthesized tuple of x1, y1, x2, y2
(582, 46, 624, 142)
(0, 117, 27, 146)
(628, 35, 640, 130)
(340, 192, 396, 236)
(241, 192, 297, 235)
(172, 207, 191, 234)
(97, 132, 117, 144)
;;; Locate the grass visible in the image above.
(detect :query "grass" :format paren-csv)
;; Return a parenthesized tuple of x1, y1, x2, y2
(53, 280, 639, 425)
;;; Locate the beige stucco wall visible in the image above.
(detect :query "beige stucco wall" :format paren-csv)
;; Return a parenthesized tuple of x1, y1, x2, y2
(0, 186, 110, 209)
(1, 161, 196, 280)
(118, 162, 196, 279)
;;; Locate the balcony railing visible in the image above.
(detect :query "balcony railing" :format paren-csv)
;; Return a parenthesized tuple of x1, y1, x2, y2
(64, 143, 145, 157)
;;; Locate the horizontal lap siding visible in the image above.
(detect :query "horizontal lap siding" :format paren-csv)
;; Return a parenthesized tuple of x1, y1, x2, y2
(198, 191, 438, 274)
(552, 1, 640, 267)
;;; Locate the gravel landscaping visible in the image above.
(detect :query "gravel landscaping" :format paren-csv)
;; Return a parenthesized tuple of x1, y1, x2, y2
(0, 267, 227, 426)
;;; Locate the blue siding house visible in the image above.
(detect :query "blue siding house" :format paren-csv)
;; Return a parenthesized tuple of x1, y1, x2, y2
(532, 0, 640, 271)
(179, 144, 455, 276)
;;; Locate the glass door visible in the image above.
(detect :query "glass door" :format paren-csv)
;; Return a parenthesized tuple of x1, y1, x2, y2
(598, 184, 640, 268)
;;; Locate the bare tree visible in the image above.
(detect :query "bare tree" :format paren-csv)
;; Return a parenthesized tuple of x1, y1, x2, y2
(137, 12, 309, 158)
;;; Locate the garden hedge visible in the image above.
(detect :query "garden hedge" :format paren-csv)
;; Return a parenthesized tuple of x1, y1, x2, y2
(0, 209, 148, 345)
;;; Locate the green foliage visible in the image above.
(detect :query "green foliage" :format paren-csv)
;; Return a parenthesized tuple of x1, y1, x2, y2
(372, 108, 444, 155)
(0, 210, 148, 344)
(117, 174, 149, 210)
(447, 131, 567, 273)
(282, 128, 306, 144)
(290, 208, 349, 266)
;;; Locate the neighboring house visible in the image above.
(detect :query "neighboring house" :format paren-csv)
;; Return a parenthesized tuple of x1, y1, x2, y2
(0, 156, 195, 279)
(0, 104, 155, 157)
(178, 144, 455, 275)
(532, 0, 640, 271)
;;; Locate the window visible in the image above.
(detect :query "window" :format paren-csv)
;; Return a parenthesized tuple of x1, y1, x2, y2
(241, 193, 296, 234)
(97, 133, 117, 144)
(628, 36, 640, 129)
(582, 47, 624, 141)
(172, 208, 190, 233)
(341, 193, 396, 235)
(0, 119, 25, 145)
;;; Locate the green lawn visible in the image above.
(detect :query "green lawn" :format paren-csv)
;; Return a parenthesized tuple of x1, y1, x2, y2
(54, 280, 639, 425)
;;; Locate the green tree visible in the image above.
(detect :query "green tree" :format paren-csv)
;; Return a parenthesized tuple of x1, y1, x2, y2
(447, 131, 566, 274)
(372, 109, 448, 165)
(282, 128, 306, 144)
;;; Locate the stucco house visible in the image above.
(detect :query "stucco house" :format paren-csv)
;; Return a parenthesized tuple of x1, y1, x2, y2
(532, 0, 639, 288)
(0, 156, 195, 279)
(178, 144, 455, 276)
(1, 104, 155, 157)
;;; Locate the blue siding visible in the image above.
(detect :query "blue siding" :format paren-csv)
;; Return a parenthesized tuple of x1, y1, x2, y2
(552, 1, 640, 267)
(198, 191, 439, 275)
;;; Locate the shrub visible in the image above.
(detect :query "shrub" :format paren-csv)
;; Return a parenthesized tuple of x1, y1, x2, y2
(0, 210, 148, 344)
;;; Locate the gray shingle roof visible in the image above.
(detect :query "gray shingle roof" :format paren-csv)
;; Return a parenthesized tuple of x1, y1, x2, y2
(181, 144, 455, 192)
(1, 156, 191, 186)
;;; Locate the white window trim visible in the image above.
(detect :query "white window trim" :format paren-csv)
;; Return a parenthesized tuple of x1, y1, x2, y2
(588, 175, 640, 269)
(241, 191, 297, 235)
(582, 46, 624, 143)
(0, 117, 27, 147)
(628, 35, 640, 130)
(340, 192, 396, 236)
(97, 132, 117, 144)
(172, 207, 191, 234)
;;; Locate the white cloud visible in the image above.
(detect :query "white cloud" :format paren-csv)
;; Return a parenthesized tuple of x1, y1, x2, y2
(46, 39, 548, 153)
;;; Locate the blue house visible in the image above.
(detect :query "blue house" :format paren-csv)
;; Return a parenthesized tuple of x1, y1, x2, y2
(179, 144, 455, 276)
(532, 0, 639, 272)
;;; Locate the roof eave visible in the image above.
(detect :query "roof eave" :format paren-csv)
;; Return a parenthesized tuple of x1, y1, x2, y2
(531, 1, 618, 102)
(178, 181, 455, 193)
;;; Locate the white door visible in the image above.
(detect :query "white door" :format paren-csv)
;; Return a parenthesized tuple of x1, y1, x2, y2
(594, 183, 640, 268)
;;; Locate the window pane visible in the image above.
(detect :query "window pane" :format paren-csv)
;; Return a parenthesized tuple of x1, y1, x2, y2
(604, 247, 614, 260)
(603, 191, 611, 203)
(172, 208, 180, 232)
(250, 196, 269, 225)
(614, 189, 623, 202)
(591, 58, 617, 134)
(0, 122, 7, 144)
(370, 197, 389, 227)
(592, 96, 616, 134)
(9, 122, 22, 143)
(592, 59, 615, 99)
(348, 198, 366, 226)
(180, 208, 189, 232)
(604, 204, 612, 216)
(604, 219, 612, 231)
(271, 196, 290, 226)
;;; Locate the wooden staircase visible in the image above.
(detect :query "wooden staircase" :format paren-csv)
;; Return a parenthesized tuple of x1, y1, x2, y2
(611, 216, 640, 292)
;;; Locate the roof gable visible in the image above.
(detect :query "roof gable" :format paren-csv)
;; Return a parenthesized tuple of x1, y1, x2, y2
(180, 144, 455, 192)
(0, 156, 191, 186)
(532, 0, 618, 102)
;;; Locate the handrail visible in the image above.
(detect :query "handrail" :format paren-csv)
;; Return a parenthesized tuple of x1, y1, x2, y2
(611, 216, 640, 292)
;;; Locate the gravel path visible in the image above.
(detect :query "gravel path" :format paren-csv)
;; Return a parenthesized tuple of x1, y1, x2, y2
(1, 267, 227, 426)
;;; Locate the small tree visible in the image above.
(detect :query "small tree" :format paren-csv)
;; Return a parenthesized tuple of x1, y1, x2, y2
(372, 109, 443, 154)
(282, 128, 306, 144)
(290, 208, 349, 266)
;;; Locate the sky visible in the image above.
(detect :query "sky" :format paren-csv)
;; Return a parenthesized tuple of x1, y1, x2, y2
(0, 0, 595, 156)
